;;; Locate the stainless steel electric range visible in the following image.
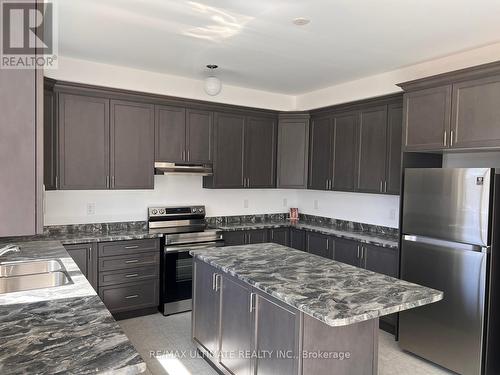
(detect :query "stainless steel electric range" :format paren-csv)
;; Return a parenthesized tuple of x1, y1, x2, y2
(148, 205, 223, 316)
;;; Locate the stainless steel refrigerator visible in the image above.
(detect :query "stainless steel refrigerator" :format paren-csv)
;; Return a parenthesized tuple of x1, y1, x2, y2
(399, 168, 500, 375)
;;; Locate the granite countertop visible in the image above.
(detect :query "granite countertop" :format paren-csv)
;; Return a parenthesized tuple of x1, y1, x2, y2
(0, 240, 146, 375)
(191, 243, 443, 327)
(214, 220, 399, 249)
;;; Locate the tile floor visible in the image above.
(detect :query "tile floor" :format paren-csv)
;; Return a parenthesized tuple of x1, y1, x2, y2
(118, 312, 454, 375)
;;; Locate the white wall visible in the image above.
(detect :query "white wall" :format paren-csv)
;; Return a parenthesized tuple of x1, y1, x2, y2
(45, 56, 296, 111)
(295, 42, 500, 110)
(295, 190, 400, 228)
(44, 175, 299, 225)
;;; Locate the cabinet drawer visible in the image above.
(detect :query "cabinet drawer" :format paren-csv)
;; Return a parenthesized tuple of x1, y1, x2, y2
(99, 265, 158, 286)
(99, 279, 158, 313)
(99, 252, 158, 272)
(98, 239, 159, 257)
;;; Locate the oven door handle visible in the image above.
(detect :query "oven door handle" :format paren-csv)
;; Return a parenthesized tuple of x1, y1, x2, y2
(164, 241, 223, 254)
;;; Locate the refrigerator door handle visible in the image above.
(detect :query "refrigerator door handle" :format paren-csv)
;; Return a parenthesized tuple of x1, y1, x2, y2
(403, 234, 489, 253)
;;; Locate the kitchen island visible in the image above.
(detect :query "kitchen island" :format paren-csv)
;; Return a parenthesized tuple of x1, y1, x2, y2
(191, 243, 443, 375)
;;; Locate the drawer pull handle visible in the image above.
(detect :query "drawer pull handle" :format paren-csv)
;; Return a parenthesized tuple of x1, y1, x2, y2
(125, 259, 139, 264)
(125, 294, 139, 299)
(125, 274, 139, 278)
(125, 245, 140, 249)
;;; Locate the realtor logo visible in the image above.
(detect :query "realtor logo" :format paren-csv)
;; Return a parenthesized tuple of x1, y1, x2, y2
(1, 0, 57, 68)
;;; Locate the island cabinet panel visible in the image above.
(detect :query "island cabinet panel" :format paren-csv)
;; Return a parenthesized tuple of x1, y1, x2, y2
(244, 116, 277, 188)
(403, 85, 452, 151)
(186, 109, 213, 163)
(308, 116, 333, 191)
(332, 112, 358, 192)
(334, 238, 361, 267)
(451, 75, 500, 149)
(277, 115, 310, 189)
(58, 93, 110, 190)
(219, 275, 253, 375)
(306, 232, 333, 259)
(64, 243, 98, 291)
(192, 260, 220, 356)
(254, 292, 300, 375)
(386, 103, 403, 194)
(356, 106, 388, 193)
(290, 228, 306, 251)
(110, 100, 155, 189)
(302, 314, 378, 375)
(155, 105, 186, 163)
(269, 227, 289, 246)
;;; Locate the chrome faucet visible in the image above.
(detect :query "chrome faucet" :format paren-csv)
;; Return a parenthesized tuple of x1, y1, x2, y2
(0, 244, 20, 257)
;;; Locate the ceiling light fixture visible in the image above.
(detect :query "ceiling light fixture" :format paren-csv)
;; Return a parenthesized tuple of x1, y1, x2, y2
(204, 65, 222, 96)
(292, 17, 310, 26)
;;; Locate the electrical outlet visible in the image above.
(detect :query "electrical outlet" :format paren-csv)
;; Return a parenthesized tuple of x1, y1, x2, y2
(389, 209, 396, 220)
(283, 198, 288, 207)
(314, 200, 319, 210)
(243, 199, 249, 209)
(87, 202, 96, 215)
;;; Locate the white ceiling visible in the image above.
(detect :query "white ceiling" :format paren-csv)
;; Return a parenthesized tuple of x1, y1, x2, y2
(57, 0, 500, 95)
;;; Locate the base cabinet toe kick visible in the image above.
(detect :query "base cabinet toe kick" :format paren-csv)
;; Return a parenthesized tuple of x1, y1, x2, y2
(192, 258, 378, 375)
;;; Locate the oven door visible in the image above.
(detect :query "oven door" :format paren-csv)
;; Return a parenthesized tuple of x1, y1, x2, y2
(160, 240, 223, 315)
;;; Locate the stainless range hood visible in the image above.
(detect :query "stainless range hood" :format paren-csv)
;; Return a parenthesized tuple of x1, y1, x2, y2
(154, 162, 213, 176)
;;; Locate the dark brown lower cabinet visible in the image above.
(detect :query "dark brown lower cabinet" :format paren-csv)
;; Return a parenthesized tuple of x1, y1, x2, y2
(306, 232, 333, 259)
(64, 243, 98, 291)
(96, 239, 160, 316)
(290, 228, 306, 251)
(334, 238, 361, 267)
(223, 229, 268, 246)
(333, 239, 399, 334)
(269, 227, 289, 246)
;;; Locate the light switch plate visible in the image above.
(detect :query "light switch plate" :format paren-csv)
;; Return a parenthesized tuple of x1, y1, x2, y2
(314, 200, 319, 210)
(283, 198, 287, 207)
(243, 199, 249, 209)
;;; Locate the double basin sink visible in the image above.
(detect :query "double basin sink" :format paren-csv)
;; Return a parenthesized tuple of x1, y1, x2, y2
(0, 259, 73, 294)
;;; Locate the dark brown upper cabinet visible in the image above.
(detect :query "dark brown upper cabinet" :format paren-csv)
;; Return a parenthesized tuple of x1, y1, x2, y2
(205, 112, 245, 188)
(332, 111, 358, 192)
(186, 109, 213, 163)
(155, 106, 212, 164)
(204, 112, 276, 189)
(308, 115, 333, 191)
(400, 61, 500, 152)
(451, 75, 500, 149)
(277, 114, 310, 189)
(386, 103, 403, 194)
(58, 93, 110, 190)
(402, 85, 452, 151)
(356, 106, 388, 193)
(110, 100, 155, 189)
(44, 83, 57, 190)
(244, 116, 277, 188)
(155, 105, 186, 163)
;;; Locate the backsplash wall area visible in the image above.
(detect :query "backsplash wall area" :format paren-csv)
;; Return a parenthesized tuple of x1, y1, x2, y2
(44, 175, 400, 228)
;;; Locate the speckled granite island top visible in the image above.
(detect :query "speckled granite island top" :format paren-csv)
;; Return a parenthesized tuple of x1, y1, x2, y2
(0, 240, 146, 375)
(191, 243, 443, 327)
